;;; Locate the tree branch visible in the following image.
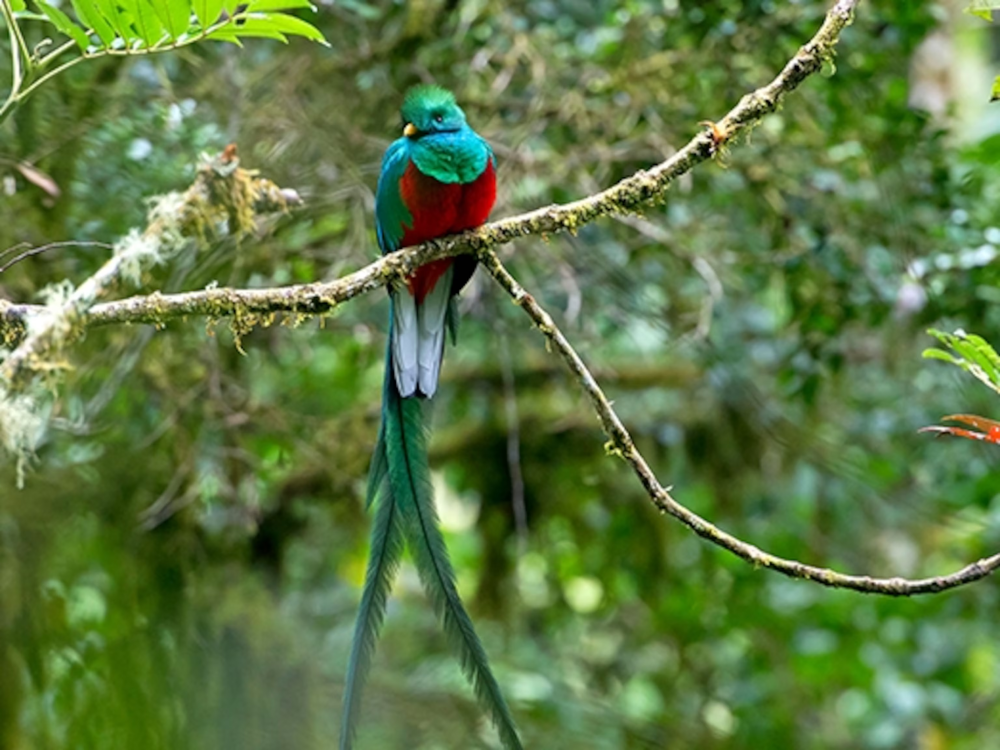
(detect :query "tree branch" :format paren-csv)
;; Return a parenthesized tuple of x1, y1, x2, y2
(478, 248, 1000, 596)
(0, 150, 300, 387)
(0, 0, 859, 349)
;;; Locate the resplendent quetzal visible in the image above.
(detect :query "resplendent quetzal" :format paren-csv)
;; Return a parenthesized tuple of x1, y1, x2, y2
(340, 86, 522, 750)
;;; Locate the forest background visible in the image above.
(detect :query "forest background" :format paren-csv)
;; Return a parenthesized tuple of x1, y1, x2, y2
(2, 0, 1000, 748)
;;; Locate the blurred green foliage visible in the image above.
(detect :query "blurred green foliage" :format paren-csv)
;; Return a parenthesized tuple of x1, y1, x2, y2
(3, 1, 1000, 748)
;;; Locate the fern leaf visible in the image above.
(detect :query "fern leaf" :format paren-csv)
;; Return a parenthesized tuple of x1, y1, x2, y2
(70, 0, 116, 46)
(925, 328, 1000, 395)
(249, 10, 326, 43)
(206, 21, 287, 43)
(34, 0, 90, 50)
(118, 0, 165, 47)
(147, 0, 191, 40)
(92, 0, 134, 42)
(246, 0, 315, 11)
(191, 0, 223, 29)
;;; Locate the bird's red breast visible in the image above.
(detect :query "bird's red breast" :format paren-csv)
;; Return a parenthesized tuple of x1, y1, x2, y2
(399, 159, 496, 304)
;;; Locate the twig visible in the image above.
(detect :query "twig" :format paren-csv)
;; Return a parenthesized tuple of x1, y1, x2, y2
(0, 241, 113, 274)
(478, 248, 1000, 596)
(1, 0, 30, 94)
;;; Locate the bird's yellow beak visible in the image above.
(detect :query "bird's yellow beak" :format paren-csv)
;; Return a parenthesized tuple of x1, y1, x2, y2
(403, 122, 418, 138)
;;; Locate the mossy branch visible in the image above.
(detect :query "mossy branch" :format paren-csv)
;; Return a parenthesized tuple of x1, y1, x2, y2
(0, 0, 859, 350)
(0, 149, 299, 483)
(0, 148, 300, 388)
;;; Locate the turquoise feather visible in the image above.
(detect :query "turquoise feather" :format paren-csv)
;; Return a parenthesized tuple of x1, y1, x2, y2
(401, 86, 491, 185)
(373, 137, 412, 254)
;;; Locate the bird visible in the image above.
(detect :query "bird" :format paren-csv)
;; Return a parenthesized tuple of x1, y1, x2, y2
(340, 85, 522, 750)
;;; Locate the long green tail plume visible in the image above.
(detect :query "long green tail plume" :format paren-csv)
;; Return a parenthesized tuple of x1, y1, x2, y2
(342, 331, 523, 749)
(364, 416, 387, 511)
(340, 365, 406, 750)
(382, 371, 524, 750)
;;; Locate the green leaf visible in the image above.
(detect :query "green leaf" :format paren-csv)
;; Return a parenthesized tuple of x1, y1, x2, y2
(245, 0, 315, 12)
(963, 332, 1000, 365)
(204, 28, 242, 44)
(925, 328, 1000, 395)
(147, 0, 191, 39)
(191, 0, 223, 28)
(118, 0, 165, 46)
(952, 337, 1000, 383)
(992, 74, 1000, 102)
(246, 11, 326, 44)
(206, 18, 287, 42)
(71, 0, 116, 46)
(91, 0, 132, 40)
(205, 27, 243, 43)
(967, 1, 996, 21)
(921, 348, 963, 365)
(35, 0, 91, 50)
(9, 0, 26, 11)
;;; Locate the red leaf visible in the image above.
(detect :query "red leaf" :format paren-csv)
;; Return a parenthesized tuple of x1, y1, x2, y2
(919, 414, 1000, 444)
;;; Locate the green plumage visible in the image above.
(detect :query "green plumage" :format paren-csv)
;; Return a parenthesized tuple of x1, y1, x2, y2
(386, 391, 522, 750)
(340, 424, 404, 748)
(341, 337, 523, 750)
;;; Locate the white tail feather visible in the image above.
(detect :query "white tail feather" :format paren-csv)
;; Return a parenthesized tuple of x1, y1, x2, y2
(392, 291, 419, 397)
(417, 265, 454, 398)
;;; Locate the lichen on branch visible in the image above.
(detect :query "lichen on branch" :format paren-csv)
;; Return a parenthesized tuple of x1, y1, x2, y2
(1, 148, 300, 384)
(0, 148, 300, 479)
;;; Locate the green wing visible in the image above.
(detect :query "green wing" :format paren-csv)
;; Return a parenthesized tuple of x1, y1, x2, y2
(375, 137, 413, 254)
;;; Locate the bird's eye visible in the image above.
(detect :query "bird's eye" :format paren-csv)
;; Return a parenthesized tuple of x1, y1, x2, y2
(434, 114, 444, 123)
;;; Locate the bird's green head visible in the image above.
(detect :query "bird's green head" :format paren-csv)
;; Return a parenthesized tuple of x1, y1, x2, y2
(400, 85, 467, 138)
